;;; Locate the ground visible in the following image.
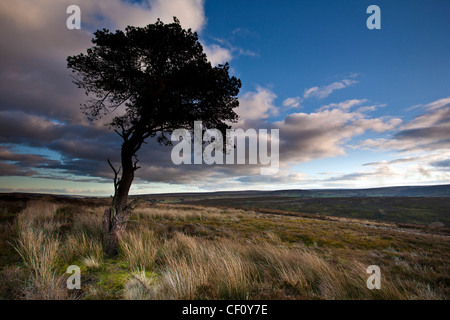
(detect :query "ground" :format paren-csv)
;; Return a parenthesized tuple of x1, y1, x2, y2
(0, 193, 448, 300)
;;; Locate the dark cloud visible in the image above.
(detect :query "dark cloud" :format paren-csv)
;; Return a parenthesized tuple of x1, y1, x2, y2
(430, 159, 450, 168)
(0, 162, 38, 177)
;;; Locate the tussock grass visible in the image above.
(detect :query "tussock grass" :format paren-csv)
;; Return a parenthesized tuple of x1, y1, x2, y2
(123, 269, 154, 300)
(72, 209, 103, 237)
(119, 226, 159, 270)
(153, 233, 254, 299)
(134, 205, 247, 223)
(15, 201, 61, 234)
(150, 234, 408, 300)
(82, 255, 102, 270)
(13, 228, 60, 285)
(2, 200, 448, 300)
(63, 232, 103, 264)
(11, 202, 70, 299)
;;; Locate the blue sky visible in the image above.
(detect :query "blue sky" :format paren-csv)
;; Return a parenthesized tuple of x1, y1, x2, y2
(203, 0, 450, 113)
(0, 0, 449, 196)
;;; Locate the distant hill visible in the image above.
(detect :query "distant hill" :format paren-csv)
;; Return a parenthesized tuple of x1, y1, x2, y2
(138, 184, 450, 201)
(1, 184, 449, 201)
(269, 185, 450, 197)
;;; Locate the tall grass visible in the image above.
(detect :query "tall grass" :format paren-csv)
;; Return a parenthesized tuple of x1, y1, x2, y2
(63, 232, 103, 266)
(13, 228, 60, 288)
(148, 233, 409, 300)
(6, 201, 446, 300)
(152, 233, 254, 299)
(11, 201, 105, 299)
(12, 201, 68, 299)
(119, 226, 159, 270)
(15, 201, 61, 234)
(123, 269, 154, 300)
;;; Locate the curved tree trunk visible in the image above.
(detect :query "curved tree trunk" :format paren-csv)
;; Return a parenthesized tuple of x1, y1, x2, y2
(103, 143, 141, 256)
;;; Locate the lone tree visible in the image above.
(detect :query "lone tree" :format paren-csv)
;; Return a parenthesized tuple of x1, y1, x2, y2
(67, 18, 241, 255)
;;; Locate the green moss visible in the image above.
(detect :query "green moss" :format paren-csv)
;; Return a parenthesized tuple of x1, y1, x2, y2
(95, 268, 131, 299)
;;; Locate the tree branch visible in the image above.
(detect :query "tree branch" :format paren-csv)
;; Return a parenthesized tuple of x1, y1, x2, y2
(123, 197, 143, 213)
(108, 158, 121, 194)
(132, 154, 141, 171)
(114, 129, 124, 138)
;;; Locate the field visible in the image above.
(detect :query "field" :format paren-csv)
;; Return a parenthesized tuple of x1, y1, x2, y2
(180, 196, 450, 227)
(0, 193, 449, 300)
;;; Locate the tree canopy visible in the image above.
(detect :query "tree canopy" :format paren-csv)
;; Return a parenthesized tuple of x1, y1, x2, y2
(67, 18, 241, 150)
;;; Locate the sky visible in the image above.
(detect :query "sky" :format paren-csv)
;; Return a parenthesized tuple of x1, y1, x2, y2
(0, 0, 449, 196)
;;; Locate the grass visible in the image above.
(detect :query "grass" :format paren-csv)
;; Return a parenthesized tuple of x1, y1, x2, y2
(119, 226, 159, 270)
(183, 196, 450, 227)
(0, 197, 448, 300)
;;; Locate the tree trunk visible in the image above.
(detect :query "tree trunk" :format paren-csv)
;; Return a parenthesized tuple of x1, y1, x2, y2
(103, 143, 140, 256)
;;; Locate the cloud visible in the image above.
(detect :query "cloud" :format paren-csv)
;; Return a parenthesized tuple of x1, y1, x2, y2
(0, 0, 207, 117)
(202, 44, 232, 66)
(431, 159, 450, 168)
(236, 86, 278, 124)
(282, 97, 302, 109)
(0, 162, 38, 177)
(350, 98, 450, 186)
(363, 156, 423, 167)
(236, 171, 307, 184)
(326, 166, 396, 182)
(360, 97, 450, 153)
(303, 78, 358, 99)
(274, 100, 401, 164)
(75, 0, 206, 31)
(0, 0, 226, 186)
(317, 99, 366, 111)
(332, 151, 450, 186)
(420, 97, 450, 111)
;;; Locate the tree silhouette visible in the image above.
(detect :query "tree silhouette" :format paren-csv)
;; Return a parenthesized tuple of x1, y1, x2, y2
(67, 18, 241, 255)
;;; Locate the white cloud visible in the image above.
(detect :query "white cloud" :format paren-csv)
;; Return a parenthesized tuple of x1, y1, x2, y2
(359, 97, 450, 153)
(341, 151, 450, 186)
(282, 97, 302, 109)
(352, 118, 402, 133)
(81, 0, 206, 31)
(304, 78, 357, 99)
(317, 99, 367, 112)
(202, 44, 232, 66)
(273, 101, 402, 164)
(422, 97, 450, 111)
(236, 86, 278, 124)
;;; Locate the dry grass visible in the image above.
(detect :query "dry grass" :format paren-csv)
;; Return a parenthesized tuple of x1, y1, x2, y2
(13, 228, 60, 286)
(1, 200, 448, 300)
(149, 234, 409, 300)
(82, 255, 102, 270)
(119, 226, 159, 270)
(123, 269, 154, 300)
(63, 232, 103, 264)
(152, 233, 254, 299)
(11, 201, 71, 299)
(15, 201, 61, 234)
